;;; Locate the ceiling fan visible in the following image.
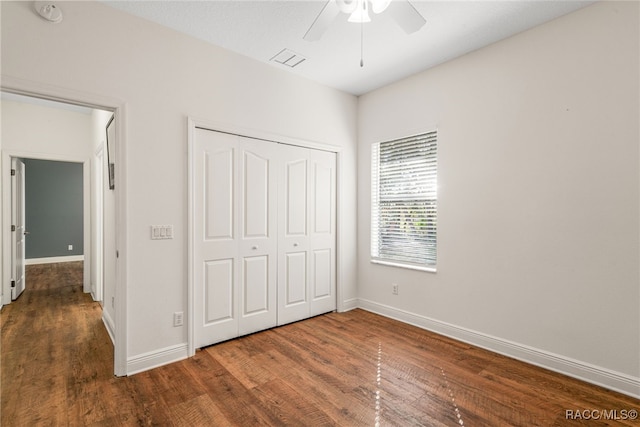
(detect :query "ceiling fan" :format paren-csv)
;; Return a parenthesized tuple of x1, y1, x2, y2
(303, 0, 426, 42)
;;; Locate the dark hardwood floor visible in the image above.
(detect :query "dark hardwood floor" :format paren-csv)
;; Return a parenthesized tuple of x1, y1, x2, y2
(1, 262, 638, 426)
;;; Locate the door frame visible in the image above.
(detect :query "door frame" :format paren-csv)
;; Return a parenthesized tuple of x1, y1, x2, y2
(4, 154, 89, 291)
(187, 117, 345, 357)
(0, 78, 128, 377)
(93, 144, 105, 303)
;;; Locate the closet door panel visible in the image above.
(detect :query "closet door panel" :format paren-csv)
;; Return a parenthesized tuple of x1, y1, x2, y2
(204, 259, 234, 324)
(312, 249, 332, 299)
(243, 151, 269, 238)
(194, 130, 240, 348)
(285, 159, 307, 236)
(237, 138, 278, 336)
(278, 145, 311, 325)
(309, 150, 337, 316)
(285, 251, 307, 305)
(205, 148, 234, 240)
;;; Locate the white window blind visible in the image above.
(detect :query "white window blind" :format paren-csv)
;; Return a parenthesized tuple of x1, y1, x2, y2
(371, 131, 437, 269)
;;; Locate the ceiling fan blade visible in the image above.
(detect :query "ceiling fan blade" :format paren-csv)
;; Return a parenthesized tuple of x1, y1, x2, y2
(387, 0, 426, 34)
(303, 0, 341, 41)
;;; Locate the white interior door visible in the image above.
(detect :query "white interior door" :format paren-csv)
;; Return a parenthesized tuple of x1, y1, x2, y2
(11, 158, 26, 300)
(194, 129, 277, 348)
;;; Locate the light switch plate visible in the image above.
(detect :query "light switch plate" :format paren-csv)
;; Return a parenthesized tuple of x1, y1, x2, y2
(151, 225, 173, 240)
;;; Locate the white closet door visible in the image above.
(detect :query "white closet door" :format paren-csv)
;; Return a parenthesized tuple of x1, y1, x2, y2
(237, 137, 278, 336)
(194, 129, 277, 348)
(277, 145, 311, 325)
(194, 130, 237, 348)
(194, 127, 336, 347)
(278, 146, 337, 325)
(309, 149, 336, 316)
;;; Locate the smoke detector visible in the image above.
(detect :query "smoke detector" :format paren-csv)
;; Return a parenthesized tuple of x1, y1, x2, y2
(34, 2, 63, 24)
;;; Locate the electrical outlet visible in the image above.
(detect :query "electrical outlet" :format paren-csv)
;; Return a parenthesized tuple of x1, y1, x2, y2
(173, 311, 184, 327)
(68, 244, 73, 251)
(392, 283, 399, 295)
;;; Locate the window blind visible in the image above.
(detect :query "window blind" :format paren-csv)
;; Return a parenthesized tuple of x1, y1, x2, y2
(371, 131, 437, 268)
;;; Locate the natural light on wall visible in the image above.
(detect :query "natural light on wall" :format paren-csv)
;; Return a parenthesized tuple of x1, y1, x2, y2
(371, 131, 437, 272)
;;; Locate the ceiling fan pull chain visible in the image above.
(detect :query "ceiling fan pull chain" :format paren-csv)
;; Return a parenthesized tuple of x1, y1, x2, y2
(360, 19, 364, 67)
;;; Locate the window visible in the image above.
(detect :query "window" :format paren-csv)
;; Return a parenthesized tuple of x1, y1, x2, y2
(371, 131, 437, 271)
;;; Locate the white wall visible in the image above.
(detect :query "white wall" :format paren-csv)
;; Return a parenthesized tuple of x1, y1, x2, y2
(0, 1, 358, 369)
(358, 1, 639, 395)
(1, 99, 93, 157)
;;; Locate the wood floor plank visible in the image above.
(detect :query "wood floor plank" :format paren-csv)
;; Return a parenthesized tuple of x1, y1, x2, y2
(168, 394, 232, 426)
(2, 262, 639, 426)
(186, 350, 284, 426)
(252, 378, 336, 426)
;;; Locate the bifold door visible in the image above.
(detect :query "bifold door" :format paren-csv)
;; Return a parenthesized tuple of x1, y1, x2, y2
(193, 130, 278, 349)
(193, 128, 336, 349)
(278, 145, 336, 325)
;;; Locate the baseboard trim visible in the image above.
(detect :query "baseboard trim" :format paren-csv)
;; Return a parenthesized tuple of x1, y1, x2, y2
(102, 310, 115, 345)
(127, 344, 189, 376)
(357, 298, 640, 399)
(25, 255, 84, 265)
(339, 297, 359, 312)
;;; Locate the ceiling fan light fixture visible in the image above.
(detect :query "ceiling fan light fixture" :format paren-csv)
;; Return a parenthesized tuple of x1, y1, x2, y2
(336, 0, 358, 14)
(371, 0, 392, 14)
(348, 0, 371, 23)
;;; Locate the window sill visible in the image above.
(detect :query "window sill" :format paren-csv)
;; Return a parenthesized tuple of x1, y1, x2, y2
(370, 259, 437, 273)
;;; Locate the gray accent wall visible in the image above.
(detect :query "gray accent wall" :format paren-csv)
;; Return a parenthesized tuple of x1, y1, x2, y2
(24, 159, 83, 259)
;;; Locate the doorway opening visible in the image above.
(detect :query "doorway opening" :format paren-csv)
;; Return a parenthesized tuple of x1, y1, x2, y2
(1, 90, 124, 375)
(13, 158, 85, 300)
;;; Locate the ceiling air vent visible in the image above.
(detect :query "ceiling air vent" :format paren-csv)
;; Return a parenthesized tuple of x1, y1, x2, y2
(270, 48, 306, 68)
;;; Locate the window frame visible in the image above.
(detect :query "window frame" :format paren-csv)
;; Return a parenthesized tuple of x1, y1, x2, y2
(370, 130, 438, 273)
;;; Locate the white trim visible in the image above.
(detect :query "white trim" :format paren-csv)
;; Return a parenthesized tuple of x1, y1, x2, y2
(127, 344, 189, 376)
(340, 297, 359, 312)
(335, 151, 345, 313)
(187, 118, 196, 357)
(357, 298, 640, 399)
(25, 255, 85, 265)
(102, 309, 116, 345)
(188, 116, 343, 154)
(83, 156, 91, 293)
(371, 259, 437, 273)
(1, 76, 128, 377)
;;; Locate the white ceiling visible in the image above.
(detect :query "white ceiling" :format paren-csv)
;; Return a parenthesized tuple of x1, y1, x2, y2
(101, 0, 595, 95)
